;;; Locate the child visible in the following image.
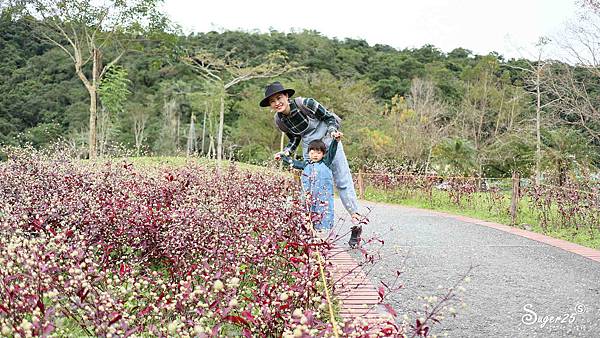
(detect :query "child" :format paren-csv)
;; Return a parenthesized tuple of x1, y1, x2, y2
(280, 138, 339, 231)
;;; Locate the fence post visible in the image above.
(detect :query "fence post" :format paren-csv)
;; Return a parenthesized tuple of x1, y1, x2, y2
(510, 171, 520, 226)
(358, 169, 365, 199)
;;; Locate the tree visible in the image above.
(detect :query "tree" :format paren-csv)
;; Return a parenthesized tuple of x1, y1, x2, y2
(126, 99, 150, 156)
(546, 64, 600, 143)
(407, 78, 449, 172)
(229, 84, 281, 163)
(431, 138, 478, 176)
(12, 0, 166, 158)
(506, 37, 557, 182)
(456, 55, 505, 175)
(550, 3, 600, 145)
(98, 65, 130, 156)
(482, 132, 535, 177)
(183, 50, 301, 161)
(154, 80, 192, 154)
(541, 127, 598, 185)
(579, 0, 600, 12)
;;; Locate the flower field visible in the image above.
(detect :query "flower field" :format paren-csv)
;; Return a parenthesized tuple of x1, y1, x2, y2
(0, 150, 397, 337)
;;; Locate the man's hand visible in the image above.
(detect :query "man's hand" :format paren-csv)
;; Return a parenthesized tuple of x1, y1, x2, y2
(274, 150, 290, 160)
(331, 131, 344, 140)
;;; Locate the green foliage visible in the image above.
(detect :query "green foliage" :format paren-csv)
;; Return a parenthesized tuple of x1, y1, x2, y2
(230, 84, 281, 163)
(0, 18, 598, 176)
(482, 132, 535, 177)
(541, 127, 599, 183)
(99, 65, 131, 115)
(432, 138, 478, 176)
(22, 122, 63, 146)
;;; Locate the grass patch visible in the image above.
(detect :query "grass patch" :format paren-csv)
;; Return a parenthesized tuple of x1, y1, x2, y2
(124, 156, 282, 175)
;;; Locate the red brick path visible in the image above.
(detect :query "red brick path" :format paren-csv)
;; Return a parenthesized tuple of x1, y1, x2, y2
(326, 246, 386, 321)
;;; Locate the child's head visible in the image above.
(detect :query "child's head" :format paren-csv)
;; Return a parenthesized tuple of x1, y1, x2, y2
(307, 140, 327, 162)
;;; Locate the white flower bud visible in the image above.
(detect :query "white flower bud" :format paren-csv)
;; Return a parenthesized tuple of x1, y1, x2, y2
(228, 277, 240, 288)
(213, 280, 224, 292)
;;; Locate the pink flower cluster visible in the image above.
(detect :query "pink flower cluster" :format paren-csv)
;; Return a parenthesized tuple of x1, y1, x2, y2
(0, 149, 398, 337)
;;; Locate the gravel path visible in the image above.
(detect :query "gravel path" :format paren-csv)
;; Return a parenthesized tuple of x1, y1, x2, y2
(331, 199, 600, 337)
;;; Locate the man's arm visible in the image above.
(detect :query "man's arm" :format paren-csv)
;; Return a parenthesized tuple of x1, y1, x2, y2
(274, 113, 301, 154)
(283, 133, 301, 154)
(323, 139, 338, 167)
(302, 98, 340, 135)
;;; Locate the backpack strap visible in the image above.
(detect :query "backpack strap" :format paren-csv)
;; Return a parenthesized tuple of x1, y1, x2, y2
(295, 96, 342, 130)
(277, 97, 342, 134)
(274, 112, 290, 134)
(294, 97, 317, 119)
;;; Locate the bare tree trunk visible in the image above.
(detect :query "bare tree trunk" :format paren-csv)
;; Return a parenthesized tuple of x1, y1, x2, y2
(176, 107, 181, 152)
(187, 112, 196, 156)
(475, 73, 489, 177)
(88, 87, 98, 159)
(201, 103, 207, 155)
(133, 115, 146, 156)
(89, 48, 102, 159)
(477, 73, 488, 148)
(425, 147, 432, 174)
(163, 98, 179, 154)
(207, 105, 214, 158)
(209, 136, 215, 159)
(509, 96, 516, 131)
(535, 68, 542, 183)
(98, 106, 110, 157)
(217, 93, 225, 161)
(494, 89, 505, 136)
(510, 171, 520, 225)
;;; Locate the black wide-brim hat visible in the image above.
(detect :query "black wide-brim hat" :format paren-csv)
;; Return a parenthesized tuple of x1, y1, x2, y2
(259, 82, 295, 107)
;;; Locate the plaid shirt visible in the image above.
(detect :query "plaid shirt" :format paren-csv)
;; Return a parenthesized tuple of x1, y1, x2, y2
(278, 98, 338, 153)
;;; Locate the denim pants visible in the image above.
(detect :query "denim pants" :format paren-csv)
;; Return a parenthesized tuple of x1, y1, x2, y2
(300, 118, 359, 215)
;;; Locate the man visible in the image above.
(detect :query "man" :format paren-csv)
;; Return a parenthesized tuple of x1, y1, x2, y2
(259, 81, 366, 248)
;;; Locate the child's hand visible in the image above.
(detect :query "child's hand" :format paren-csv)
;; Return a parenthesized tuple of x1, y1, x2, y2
(332, 131, 344, 140)
(274, 150, 290, 160)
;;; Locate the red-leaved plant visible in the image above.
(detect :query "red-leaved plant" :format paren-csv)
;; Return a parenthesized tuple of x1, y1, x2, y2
(0, 148, 405, 337)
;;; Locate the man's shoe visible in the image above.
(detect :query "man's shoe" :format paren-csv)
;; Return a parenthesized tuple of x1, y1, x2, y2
(348, 225, 362, 248)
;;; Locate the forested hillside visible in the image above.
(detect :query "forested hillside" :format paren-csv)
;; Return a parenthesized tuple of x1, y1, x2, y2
(1, 11, 599, 179)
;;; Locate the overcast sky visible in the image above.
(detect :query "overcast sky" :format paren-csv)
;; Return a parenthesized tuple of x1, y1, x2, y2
(162, 0, 580, 60)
